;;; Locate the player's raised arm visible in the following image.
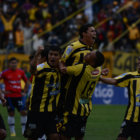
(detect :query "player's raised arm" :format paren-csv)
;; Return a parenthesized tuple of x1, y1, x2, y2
(100, 76, 117, 85)
(30, 46, 44, 74)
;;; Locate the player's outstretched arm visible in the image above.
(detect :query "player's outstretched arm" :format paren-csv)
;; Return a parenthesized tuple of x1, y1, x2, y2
(100, 76, 117, 85)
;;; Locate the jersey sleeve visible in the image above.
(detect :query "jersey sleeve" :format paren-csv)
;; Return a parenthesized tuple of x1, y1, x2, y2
(115, 73, 131, 87)
(36, 63, 47, 77)
(61, 44, 74, 63)
(66, 64, 83, 76)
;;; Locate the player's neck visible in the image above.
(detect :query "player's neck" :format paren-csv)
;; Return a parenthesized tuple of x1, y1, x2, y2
(80, 38, 92, 47)
(10, 68, 17, 71)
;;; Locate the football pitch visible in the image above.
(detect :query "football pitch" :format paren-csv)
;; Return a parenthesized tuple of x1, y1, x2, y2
(0, 105, 128, 140)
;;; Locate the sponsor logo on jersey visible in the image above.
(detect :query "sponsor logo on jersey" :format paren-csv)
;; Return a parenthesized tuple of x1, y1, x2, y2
(91, 70, 99, 75)
(136, 94, 140, 106)
(136, 94, 140, 98)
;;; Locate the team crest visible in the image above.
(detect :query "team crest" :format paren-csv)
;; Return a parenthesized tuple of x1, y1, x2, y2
(37, 63, 45, 68)
(66, 46, 73, 55)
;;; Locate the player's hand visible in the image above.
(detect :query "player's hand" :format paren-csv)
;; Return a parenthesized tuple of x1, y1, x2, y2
(35, 46, 44, 57)
(59, 61, 66, 73)
(0, 97, 6, 106)
(21, 92, 26, 97)
(101, 68, 109, 76)
(59, 66, 67, 74)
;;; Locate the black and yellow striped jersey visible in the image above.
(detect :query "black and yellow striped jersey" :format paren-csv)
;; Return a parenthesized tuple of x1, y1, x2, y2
(64, 64, 101, 116)
(29, 62, 61, 112)
(61, 40, 92, 66)
(115, 71, 140, 122)
(59, 40, 93, 112)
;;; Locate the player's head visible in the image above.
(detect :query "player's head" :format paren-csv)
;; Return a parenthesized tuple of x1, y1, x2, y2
(84, 51, 104, 68)
(47, 46, 61, 68)
(79, 24, 96, 46)
(137, 57, 140, 73)
(8, 57, 18, 70)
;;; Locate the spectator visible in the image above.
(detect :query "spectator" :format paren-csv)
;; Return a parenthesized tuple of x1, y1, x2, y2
(0, 0, 140, 54)
(15, 25, 24, 53)
(32, 33, 44, 51)
(128, 25, 140, 49)
(20, 20, 33, 54)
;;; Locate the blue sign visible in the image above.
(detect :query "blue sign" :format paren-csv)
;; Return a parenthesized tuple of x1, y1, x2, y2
(92, 83, 128, 105)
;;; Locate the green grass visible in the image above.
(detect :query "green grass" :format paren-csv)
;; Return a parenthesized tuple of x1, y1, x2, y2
(85, 105, 127, 140)
(0, 105, 127, 140)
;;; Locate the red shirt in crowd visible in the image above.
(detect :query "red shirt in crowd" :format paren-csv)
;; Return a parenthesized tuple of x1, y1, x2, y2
(0, 69, 27, 97)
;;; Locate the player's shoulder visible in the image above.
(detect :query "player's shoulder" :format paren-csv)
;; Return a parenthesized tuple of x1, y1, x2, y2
(37, 62, 49, 70)
(66, 40, 84, 50)
(1, 69, 9, 73)
(71, 40, 85, 48)
(17, 68, 25, 73)
(0, 69, 9, 75)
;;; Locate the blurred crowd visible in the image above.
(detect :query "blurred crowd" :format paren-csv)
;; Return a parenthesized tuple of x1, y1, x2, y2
(0, 0, 140, 55)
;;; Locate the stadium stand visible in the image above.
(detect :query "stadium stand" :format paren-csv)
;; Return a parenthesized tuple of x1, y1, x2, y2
(0, 0, 140, 55)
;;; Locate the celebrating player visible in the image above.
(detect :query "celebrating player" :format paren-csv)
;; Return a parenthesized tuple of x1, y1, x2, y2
(59, 50, 105, 140)
(24, 46, 61, 140)
(100, 57, 140, 140)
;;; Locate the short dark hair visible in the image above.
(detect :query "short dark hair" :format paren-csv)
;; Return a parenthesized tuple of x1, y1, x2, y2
(9, 57, 18, 63)
(79, 24, 93, 38)
(94, 51, 105, 67)
(48, 46, 61, 54)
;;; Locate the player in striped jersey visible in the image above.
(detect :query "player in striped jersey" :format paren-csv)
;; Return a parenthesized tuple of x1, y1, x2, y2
(58, 50, 105, 140)
(59, 24, 96, 114)
(61, 23, 96, 66)
(59, 24, 108, 114)
(100, 57, 140, 140)
(24, 46, 61, 140)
